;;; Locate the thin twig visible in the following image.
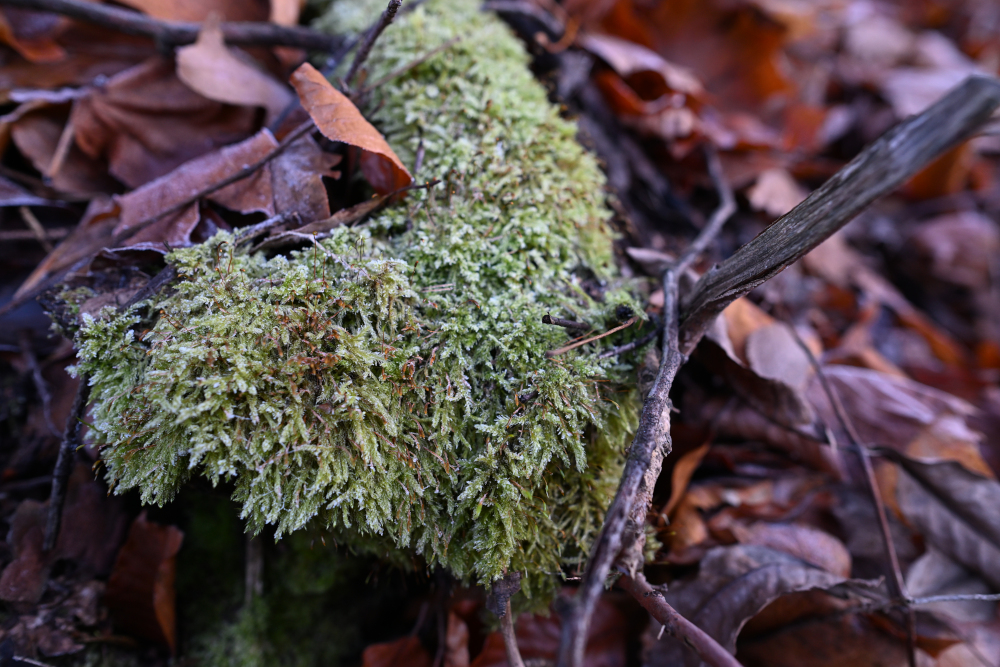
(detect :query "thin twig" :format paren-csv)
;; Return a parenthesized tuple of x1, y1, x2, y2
(542, 314, 591, 330)
(679, 75, 1000, 356)
(617, 572, 742, 667)
(546, 318, 635, 357)
(501, 599, 526, 667)
(18, 329, 58, 436)
(44, 377, 90, 552)
(0, 0, 345, 51)
(344, 0, 402, 89)
(20, 206, 53, 253)
(596, 324, 660, 360)
(675, 146, 735, 274)
(0, 122, 318, 319)
(912, 594, 1000, 604)
(557, 270, 682, 667)
(359, 36, 462, 96)
(794, 338, 915, 667)
(482, 1, 565, 38)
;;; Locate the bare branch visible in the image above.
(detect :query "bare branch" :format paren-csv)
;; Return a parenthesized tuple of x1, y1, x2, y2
(617, 572, 743, 667)
(344, 0, 402, 89)
(676, 146, 735, 274)
(501, 599, 526, 667)
(0, 0, 345, 52)
(679, 75, 1000, 356)
(44, 377, 90, 551)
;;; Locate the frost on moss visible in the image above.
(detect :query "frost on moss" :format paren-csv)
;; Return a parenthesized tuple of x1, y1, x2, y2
(73, 0, 643, 598)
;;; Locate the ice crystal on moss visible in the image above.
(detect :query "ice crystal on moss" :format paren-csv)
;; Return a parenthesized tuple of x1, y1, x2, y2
(73, 0, 643, 598)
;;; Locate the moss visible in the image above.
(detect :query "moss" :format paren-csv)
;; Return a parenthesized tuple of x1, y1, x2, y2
(72, 0, 644, 602)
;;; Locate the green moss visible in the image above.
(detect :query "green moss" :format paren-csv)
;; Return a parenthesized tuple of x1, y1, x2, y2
(72, 0, 643, 601)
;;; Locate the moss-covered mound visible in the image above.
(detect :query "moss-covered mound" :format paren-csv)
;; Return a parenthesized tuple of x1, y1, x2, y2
(73, 0, 641, 597)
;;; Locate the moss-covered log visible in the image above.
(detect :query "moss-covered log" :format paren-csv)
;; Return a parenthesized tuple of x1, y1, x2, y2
(72, 0, 642, 600)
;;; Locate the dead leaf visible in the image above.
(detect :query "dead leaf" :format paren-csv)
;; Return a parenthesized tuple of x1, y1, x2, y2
(580, 33, 702, 97)
(105, 512, 184, 653)
(906, 211, 1000, 290)
(0, 174, 55, 207)
(176, 15, 294, 125)
(0, 499, 49, 604)
(645, 544, 880, 667)
(291, 63, 412, 195)
(747, 168, 808, 218)
(907, 548, 996, 625)
(270, 0, 301, 26)
(663, 442, 710, 516)
(728, 522, 851, 577)
(362, 635, 432, 667)
(890, 454, 1000, 590)
(115, 0, 268, 22)
(0, 8, 66, 63)
(70, 57, 258, 188)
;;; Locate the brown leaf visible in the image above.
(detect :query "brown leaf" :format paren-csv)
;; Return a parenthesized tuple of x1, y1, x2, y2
(579, 33, 702, 97)
(729, 522, 851, 578)
(0, 499, 49, 604)
(746, 167, 808, 218)
(270, 0, 301, 26)
(891, 454, 1000, 590)
(10, 106, 119, 196)
(0, 8, 66, 63)
(0, 174, 54, 207)
(291, 63, 412, 194)
(105, 512, 184, 653)
(176, 14, 294, 125)
(116, 0, 268, 22)
(362, 635, 432, 667)
(646, 545, 880, 667)
(663, 442, 710, 517)
(70, 57, 258, 188)
(906, 211, 1000, 290)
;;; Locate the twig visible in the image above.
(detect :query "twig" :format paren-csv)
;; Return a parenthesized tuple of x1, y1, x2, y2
(0, 226, 69, 243)
(675, 146, 735, 274)
(542, 314, 590, 331)
(545, 317, 635, 357)
(501, 599, 527, 667)
(20, 206, 54, 253)
(912, 594, 1000, 604)
(0, 121, 318, 320)
(18, 329, 58, 436)
(617, 572, 742, 667)
(556, 270, 682, 666)
(557, 136, 736, 667)
(43, 376, 90, 551)
(344, 0, 402, 89)
(358, 36, 463, 96)
(118, 265, 177, 313)
(0, 0, 345, 51)
(795, 338, 915, 667)
(597, 323, 660, 360)
(678, 75, 1000, 356)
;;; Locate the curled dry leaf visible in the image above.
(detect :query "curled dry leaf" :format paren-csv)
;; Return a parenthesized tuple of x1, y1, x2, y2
(906, 211, 1000, 291)
(579, 33, 702, 97)
(746, 167, 808, 218)
(0, 8, 65, 63)
(176, 15, 294, 126)
(0, 174, 55, 207)
(70, 57, 258, 188)
(646, 544, 880, 667)
(105, 512, 184, 653)
(291, 63, 412, 195)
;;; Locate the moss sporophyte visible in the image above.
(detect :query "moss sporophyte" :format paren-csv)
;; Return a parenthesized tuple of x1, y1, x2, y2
(72, 0, 644, 601)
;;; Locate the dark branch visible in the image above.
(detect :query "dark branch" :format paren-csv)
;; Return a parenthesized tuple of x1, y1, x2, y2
(44, 377, 90, 551)
(0, 0, 345, 51)
(679, 75, 1000, 355)
(344, 0, 402, 89)
(542, 314, 590, 330)
(617, 572, 743, 667)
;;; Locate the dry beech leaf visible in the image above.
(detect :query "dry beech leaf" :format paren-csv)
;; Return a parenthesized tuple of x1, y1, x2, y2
(663, 442, 710, 517)
(70, 57, 257, 188)
(115, 0, 268, 22)
(0, 174, 54, 207)
(579, 33, 702, 97)
(291, 63, 412, 195)
(0, 8, 65, 63)
(747, 168, 808, 218)
(361, 635, 432, 667)
(176, 14, 294, 125)
(646, 545, 880, 667)
(906, 211, 1000, 290)
(0, 500, 49, 604)
(728, 522, 851, 578)
(889, 454, 1000, 590)
(105, 512, 184, 653)
(444, 612, 470, 667)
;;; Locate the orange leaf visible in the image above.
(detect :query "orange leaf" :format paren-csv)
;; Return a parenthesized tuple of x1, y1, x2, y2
(362, 635, 432, 667)
(290, 62, 412, 195)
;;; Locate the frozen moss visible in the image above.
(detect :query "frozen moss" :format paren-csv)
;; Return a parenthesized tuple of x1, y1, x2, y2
(73, 0, 643, 598)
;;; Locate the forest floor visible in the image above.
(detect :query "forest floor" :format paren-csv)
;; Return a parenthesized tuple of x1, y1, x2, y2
(1, 0, 1000, 666)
